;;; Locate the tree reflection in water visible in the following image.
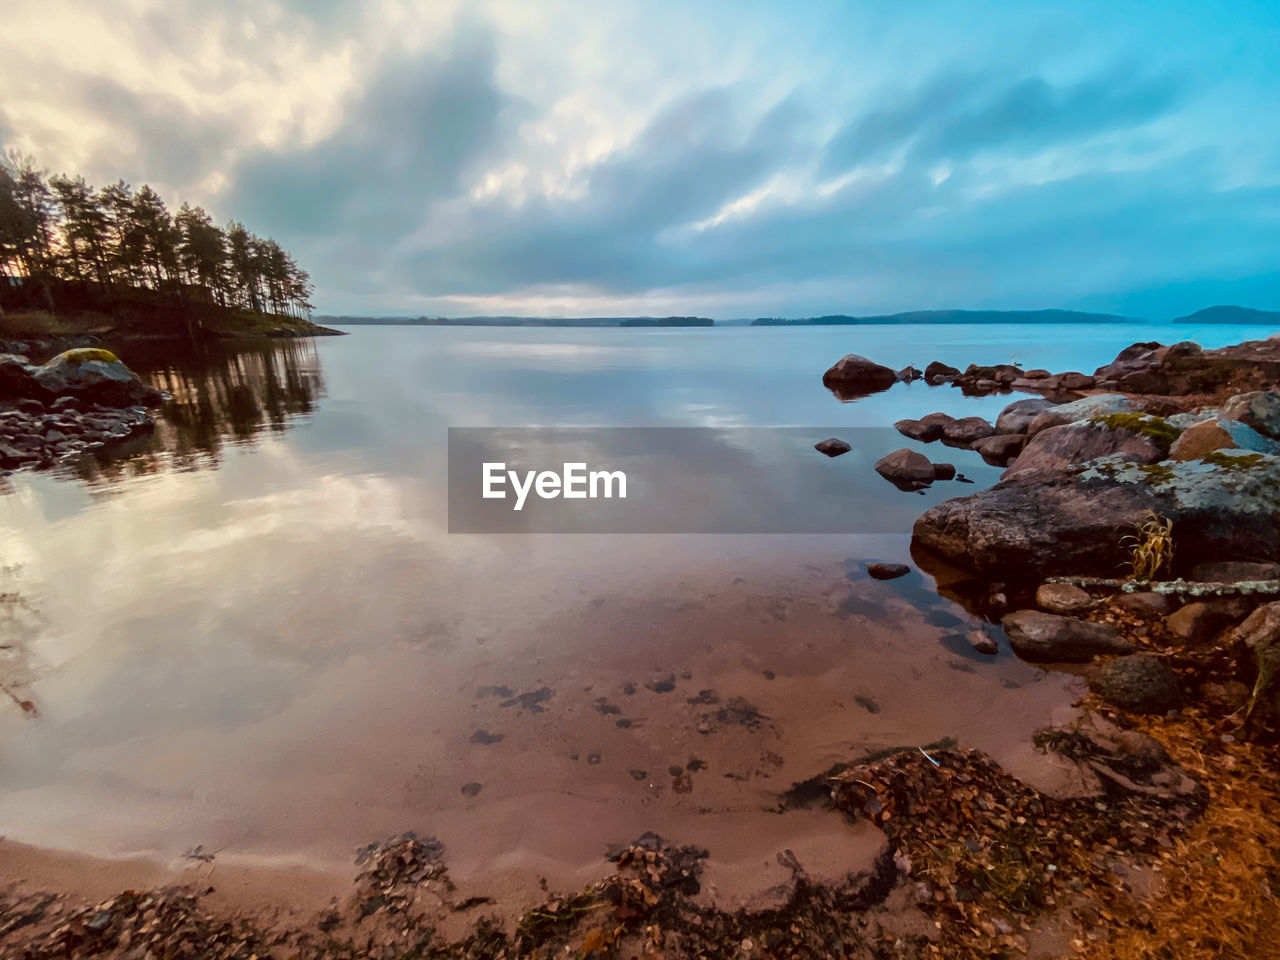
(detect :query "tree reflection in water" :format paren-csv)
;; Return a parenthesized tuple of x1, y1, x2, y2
(60, 337, 325, 485)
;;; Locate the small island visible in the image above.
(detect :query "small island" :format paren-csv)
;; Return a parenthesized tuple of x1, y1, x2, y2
(0, 157, 339, 342)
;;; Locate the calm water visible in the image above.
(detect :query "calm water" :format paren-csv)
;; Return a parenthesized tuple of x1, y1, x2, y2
(0, 321, 1267, 904)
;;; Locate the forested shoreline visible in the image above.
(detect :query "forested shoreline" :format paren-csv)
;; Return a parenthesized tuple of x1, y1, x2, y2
(0, 154, 315, 333)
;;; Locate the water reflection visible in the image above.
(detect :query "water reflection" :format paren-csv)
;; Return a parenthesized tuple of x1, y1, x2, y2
(59, 338, 325, 485)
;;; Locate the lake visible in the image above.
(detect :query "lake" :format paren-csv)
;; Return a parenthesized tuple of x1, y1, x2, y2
(0, 321, 1267, 911)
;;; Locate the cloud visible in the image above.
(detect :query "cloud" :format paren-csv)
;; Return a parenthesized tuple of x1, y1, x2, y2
(3, 0, 1279, 317)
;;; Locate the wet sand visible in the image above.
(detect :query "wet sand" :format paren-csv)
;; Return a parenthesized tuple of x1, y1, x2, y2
(0, 533, 1083, 919)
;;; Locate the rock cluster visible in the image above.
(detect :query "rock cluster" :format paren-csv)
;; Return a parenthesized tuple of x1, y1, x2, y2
(0, 348, 163, 407)
(0, 400, 153, 469)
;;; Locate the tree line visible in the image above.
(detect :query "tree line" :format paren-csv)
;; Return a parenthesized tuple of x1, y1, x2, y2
(0, 153, 313, 319)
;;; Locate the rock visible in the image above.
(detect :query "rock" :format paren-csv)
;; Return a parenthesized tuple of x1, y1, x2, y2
(1167, 418, 1279, 461)
(896, 365, 922, 383)
(1035, 582, 1096, 616)
(1002, 611, 1132, 662)
(968, 630, 999, 655)
(912, 453, 1280, 580)
(1058, 372, 1096, 390)
(16, 398, 43, 414)
(867, 562, 910, 580)
(1113, 592, 1175, 618)
(1232, 602, 1280, 729)
(31, 349, 163, 407)
(1200, 680, 1250, 713)
(1165, 601, 1236, 643)
(995, 397, 1057, 435)
(1088, 654, 1182, 714)
(50, 396, 81, 412)
(1004, 418, 1170, 477)
(940, 416, 996, 446)
(0, 355, 39, 398)
(1190, 560, 1280, 582)
(822, 354, 898, 398)
(894, 418, 943, 442)
(814, 437, 851, 457)
(1025, 394, 1146, 436)
(1220, 390, 1280, 440)
(971, 433, 1025, 466)
(1166, 408, 1219, 430)
(874, 449, 936, 487)
(924, 361, 960, 384)
(931, 462, 956, 481)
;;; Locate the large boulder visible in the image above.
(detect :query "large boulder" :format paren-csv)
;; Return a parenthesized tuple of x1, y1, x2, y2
(995, 397, 1057, 435)
(30, 349, 162, 407)
(1167, 417, 1279, 461)
(1025, 394, 1146, 436)
(1001, 610, 1133, 662)
(1220, 390, 1280, 440)
(822, 354, 898, 399)
(1004, 416, 1174, 477)
(912, 453, 1280, 580)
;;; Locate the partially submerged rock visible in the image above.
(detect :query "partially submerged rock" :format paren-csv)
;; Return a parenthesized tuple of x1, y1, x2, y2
(822, 354, 898, 398)
(913, 453, 1280, 580)
(867, 562, 910, 580)
(874, 448, 936, 488)
(971, 433, 1025, 466)
(814, 437, 851, 457)
(940, 416, 996, 447)
(1001, 610, 1133, 662)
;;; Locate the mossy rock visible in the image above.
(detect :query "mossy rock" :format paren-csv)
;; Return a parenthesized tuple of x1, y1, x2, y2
(59, 347, 122, 366)
(1088, 412, 1181, 448)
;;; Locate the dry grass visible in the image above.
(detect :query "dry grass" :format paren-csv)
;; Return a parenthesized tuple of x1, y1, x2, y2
(1083, 713, 1280, 960)
(1122, 512, 1175, 582)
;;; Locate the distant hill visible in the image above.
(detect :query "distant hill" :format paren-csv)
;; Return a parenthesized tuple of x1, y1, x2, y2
(316, 315, 712, 327)
(1172, 305, 1280, 324)
(752, 309, 1135, 326)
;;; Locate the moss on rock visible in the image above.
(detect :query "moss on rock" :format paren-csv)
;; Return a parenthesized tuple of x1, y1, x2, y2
(1088, 412, 1181, 447)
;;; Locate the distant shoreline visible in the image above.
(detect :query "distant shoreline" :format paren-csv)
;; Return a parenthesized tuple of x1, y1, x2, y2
(317, 304, 1280, 328)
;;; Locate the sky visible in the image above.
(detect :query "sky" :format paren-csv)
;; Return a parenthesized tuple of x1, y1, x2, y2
(2, 0, 1279, 319)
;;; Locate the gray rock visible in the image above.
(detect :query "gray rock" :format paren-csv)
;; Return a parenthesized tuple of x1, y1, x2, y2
(1167, 418, 1279, 461)
(814, 437, 851, 457)
(941, 416, 996, 446)
(913, 454, 1280, 580)
(995, 397, 1057, 435)
(1088, 654, 1182, 714)
(874, 448, 935, 486)
(1220, 390, 1280, 440)
(1113, 592, 1175, 618)
(1035, 582, 1096, 616)
(971, 433, 1025, 466)
(1004, 419, 1168, 477)
(1001, 610, 1133, 662)
(31, 349, 163, 407)
(1025, 393, 1146, 436)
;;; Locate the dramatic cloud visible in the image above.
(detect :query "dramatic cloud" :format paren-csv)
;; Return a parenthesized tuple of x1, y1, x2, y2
(3, 0, 1279, 317)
